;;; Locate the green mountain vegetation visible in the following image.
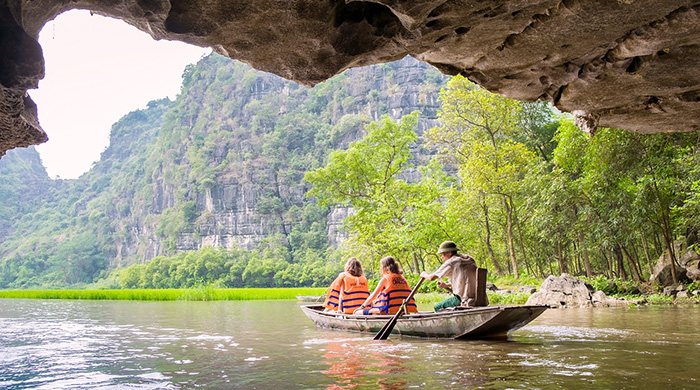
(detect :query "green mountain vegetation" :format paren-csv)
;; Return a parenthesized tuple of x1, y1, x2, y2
(0, 54, 447, 289)
(1, 53, 699, 291)
(307, 75, 700, 289)
(0, 146, 51, 241)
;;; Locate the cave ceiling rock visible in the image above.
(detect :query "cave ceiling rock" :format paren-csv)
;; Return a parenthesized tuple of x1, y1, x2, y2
(2, 0, 700, 158)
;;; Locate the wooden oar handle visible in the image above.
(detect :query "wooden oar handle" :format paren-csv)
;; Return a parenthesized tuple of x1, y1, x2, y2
(398, 278, 424, 314)
(373, 277, 425, 340)
(404, 277, 423, 306)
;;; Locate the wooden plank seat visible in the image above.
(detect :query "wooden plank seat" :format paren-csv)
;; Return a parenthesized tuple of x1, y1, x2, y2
(440, 266, 488, 309)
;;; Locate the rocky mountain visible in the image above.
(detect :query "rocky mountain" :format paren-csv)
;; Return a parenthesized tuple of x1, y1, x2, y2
(0, 54, 447, 288)
(0, 146, 51, 242)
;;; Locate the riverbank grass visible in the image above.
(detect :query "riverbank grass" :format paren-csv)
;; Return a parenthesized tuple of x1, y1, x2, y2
(0, 287, 327, 301)
(414, 291, 531, 306)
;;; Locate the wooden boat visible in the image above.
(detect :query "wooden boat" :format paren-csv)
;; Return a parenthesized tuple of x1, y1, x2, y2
(296, 295, 325, 303)
(300, 304, 548, 339)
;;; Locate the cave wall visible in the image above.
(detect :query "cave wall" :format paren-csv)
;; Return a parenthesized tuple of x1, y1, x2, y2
(3, 0, 700, 158)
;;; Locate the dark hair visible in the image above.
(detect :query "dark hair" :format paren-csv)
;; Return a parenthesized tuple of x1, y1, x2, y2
(380, 256, 401, 275)
(344, 257, 364, 277)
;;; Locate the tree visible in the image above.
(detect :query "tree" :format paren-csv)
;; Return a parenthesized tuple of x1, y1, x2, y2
(428, 76, 555, 277)
(305, 112, 452, 274)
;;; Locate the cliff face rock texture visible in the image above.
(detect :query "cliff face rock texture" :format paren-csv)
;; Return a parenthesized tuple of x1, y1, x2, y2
(171, 57, 443, 256)
(95, 55, 445, 263)
(3, 0, 700, 158)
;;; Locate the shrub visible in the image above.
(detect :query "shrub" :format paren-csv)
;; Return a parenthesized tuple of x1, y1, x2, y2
(487, 292, 531, 305)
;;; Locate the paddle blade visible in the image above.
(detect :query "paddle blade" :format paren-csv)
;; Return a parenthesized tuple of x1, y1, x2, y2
(373, 315, 398, 340)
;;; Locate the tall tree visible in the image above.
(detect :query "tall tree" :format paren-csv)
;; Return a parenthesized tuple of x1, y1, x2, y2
(428, 76, 552, 277)
(305, 112, 452, 274)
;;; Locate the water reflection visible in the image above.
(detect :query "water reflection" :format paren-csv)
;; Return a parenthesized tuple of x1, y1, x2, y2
(321, 339, 364, 386)
(1, 300, 699, 389)
(320, 338, 407, 389)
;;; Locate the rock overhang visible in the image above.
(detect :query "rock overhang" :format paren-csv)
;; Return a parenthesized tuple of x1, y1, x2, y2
(2, 0, 700, 157)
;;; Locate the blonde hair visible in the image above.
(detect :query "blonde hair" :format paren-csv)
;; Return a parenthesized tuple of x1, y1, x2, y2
(380, 256, 401, 275)
(344, 257, 364, 277)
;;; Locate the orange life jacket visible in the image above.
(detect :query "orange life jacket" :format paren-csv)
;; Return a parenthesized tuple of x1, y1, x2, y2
(323, 273, 343, 311)
(373, 273, 418, 314)
(339, 274, 370, 314)
(323, 272, 370, 313)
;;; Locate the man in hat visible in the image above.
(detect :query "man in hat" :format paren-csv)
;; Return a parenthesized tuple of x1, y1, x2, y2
(420, 241, 479, 311)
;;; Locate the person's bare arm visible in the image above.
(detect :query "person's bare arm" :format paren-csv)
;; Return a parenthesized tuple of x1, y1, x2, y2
(422, 262, 452, 290)
(354, 277, 386, 313)
(437, 280, 452, 291)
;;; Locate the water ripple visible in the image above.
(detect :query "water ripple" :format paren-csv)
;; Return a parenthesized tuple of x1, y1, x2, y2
(2, 300, 698, 389)
(523, 325, 632, 340)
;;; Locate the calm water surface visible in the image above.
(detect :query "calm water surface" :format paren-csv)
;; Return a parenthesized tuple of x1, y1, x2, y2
(1, 299, 698, 389)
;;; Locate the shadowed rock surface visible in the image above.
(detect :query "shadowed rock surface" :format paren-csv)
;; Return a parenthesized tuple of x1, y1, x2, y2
(526, 274, 630, 308)
(650, 243, 700, 287)
(3, 0, 700, 157)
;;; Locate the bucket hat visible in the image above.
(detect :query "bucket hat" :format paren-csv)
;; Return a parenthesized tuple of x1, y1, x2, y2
(437, 241, 459, 254)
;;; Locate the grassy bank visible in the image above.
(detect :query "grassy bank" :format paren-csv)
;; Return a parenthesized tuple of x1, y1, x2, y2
(0, 287, 327, 301)
(3, 276, 696, 305)
(623, 294, 700, 305)
(415, 291, 532, 306)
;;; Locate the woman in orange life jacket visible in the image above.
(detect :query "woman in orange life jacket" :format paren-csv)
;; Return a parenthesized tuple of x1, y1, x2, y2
(353, 256, 418, 315)
(322, 257, 370, 314)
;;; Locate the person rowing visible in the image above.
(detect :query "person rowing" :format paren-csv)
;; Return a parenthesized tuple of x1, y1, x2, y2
(420, 240, 487, 311)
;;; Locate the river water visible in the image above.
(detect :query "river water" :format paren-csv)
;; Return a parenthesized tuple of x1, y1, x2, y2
(1, 299, 698, 389)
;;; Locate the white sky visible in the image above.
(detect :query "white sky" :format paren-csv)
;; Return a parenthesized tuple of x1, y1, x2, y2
(30, 10, 210, 179)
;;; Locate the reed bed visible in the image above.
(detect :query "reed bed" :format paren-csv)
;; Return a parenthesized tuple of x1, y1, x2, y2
(0, 287, 327, 301)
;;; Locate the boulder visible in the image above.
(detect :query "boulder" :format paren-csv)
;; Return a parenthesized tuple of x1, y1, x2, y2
(651, 263, 689, 287)
(519, 286, 537, 294)
(679, 250, 700, 281)
(526, 274, 631, 308)
(650, 243, 696, 287)
(663, 286, 677, 297)
(686, 262, 700, 282)
(678, 249, 700, 268)
(526, 274, 595, 308)
(591, 290, 631, 307)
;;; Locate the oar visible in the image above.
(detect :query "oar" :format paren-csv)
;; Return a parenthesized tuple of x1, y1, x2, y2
(373, 278, 424, 340)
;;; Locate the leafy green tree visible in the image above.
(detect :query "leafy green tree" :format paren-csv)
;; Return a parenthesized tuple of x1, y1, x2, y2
(306, 112, 453, 273)
(428, 76, 556, 277)
(52, 232, 111, 285)
(119, 264, 143, 288)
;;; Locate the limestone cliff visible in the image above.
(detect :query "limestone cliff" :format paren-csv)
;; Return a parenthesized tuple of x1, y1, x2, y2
(0, 146, 50, 242)
(100, 55, 447, 265)
(0, 55, 448, 287)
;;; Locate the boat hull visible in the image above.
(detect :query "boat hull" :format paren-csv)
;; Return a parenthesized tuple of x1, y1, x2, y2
(300, 304, 547, 339)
